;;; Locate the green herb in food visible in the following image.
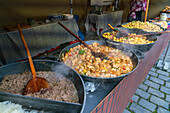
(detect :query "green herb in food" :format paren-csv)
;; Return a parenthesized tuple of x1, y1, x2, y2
(66, 50, 69, 53)
(79, 50, 85, 54)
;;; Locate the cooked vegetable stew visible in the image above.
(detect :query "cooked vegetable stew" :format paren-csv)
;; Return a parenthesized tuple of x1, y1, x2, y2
(122, 21, 163, 32)
(103, 32, 154, 44)
(62, 42, 133, 78)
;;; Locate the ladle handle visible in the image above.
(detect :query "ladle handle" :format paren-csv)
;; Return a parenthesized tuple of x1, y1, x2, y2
(17, 24, 36, 79)
(108, 24, 114, 30)
(58, 22, 90, 48)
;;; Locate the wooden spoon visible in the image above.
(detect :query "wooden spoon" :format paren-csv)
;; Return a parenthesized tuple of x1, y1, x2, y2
(108, 24, 129, 38)
(17, 24, 50, 95)
(144, 0, 150, 22)
(58, 22, 109, 60)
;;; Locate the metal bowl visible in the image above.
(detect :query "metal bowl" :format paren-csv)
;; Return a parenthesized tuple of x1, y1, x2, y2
(0, 60, 86, 113)
(101, 28, 158, 58)
(121, 21, 166, 33)
(59, 40, 139, 83)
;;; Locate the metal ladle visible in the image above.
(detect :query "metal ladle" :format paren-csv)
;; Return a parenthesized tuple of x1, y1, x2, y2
(58, 22, 109, 60)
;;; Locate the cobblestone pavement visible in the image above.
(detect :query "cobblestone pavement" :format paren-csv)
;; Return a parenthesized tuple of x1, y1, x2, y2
(124, 45, 170, 113)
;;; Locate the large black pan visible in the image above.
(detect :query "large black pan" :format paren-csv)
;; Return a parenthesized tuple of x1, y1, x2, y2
(101, 28, 158, 58)
(0, 60, 86, 113)
(121, 21, 167, 33)
(59, 40, 139, 83)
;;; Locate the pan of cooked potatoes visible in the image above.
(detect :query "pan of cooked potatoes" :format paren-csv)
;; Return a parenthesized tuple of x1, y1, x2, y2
(101, 28, 158, 55)
(59, 40, 139, 83)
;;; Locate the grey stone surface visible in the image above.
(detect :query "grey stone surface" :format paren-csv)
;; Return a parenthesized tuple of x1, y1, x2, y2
(148, 71, 158, 77)
(157, 69, 170, 76)
(123, 109, 131, 113)
(129, 103, 151, 113)
(148, 87, 164, 98)
(139, 83, 148, 91)
(149, 76, 164, 85)
(150, 95, 169, 109)
(144, 80, 160, 89)
(165, 82, 170, 88)
(125, 45, 170, 113)
(158, 74, 170, 81)
(135, 88, 150, 99)
(132, 95, 139, 103)
(126, 103, 130, 108)
(159, 54, 165, 60)
(151, 68, 156, 72)
(139, 98, 156, 112)
(157, 107, 170, 113)
(165, 94, 170, 102)
(160, 86, 170, 94)
(145, 74, 150, 79)
(168, 69, 170, 73)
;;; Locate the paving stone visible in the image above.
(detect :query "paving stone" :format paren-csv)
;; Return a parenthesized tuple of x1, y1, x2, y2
(168, 69, 170, 73)
(165, 82, 170, 88)
(151, 68, 156, 72)
(123, 109, 131, 113)
(139, 98, 156, 112)
(126, 103, 130, 108)
(160, 86, 170, 94)
(135, 88, 150, 99)
(159, 55, 164, 60)
(139, 83, 148, 91)
(148, 71, 158, 77)
(157, 69, 170, 76)
(157, 107, 170, 113)
(132, 95, 139, 103)
(150, 95, 169, 109)
(148, 87, 164, 98)
(157, 60, 164, 69)
(165, 58, 170, 62)
(165, 94, 170, 102)
(149, 76, 164, 85)
(145, 74, 150, 79)
(158, 74, 170, 81)
(144, 80, 160, 89)
(129, 103, 151, 113)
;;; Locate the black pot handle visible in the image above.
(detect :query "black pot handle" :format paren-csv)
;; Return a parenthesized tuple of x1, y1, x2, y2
(132, 49, 145, 59)
(106, 40, 121, 46)
(35, 56, 59, 61)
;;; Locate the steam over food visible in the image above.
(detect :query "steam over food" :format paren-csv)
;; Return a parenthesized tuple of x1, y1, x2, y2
(0, 71, 79, 103)
(103, 32, 154, 44)
(62, 42, 133, 78)
(122, 21, 163, 32)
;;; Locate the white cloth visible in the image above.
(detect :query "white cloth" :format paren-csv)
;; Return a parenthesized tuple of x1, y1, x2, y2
(85, 10, 123, 35)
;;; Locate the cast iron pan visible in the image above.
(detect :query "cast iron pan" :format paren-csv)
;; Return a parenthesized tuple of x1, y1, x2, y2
(121, 21, 167, 32)
(59, 40, 139, 83)
(101, 28, 158, 59)
(0, 60, 86, 113)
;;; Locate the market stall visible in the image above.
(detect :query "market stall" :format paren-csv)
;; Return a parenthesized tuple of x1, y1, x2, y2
(0, 11, 170, 113)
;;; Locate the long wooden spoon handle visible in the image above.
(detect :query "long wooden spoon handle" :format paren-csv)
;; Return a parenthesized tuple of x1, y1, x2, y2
(58, 22, 94, 51)
(17, 24, 36, 79)
(58, 22, 88, 46)
(144, 0, 150, 22)
(108, 24, 114, 30)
